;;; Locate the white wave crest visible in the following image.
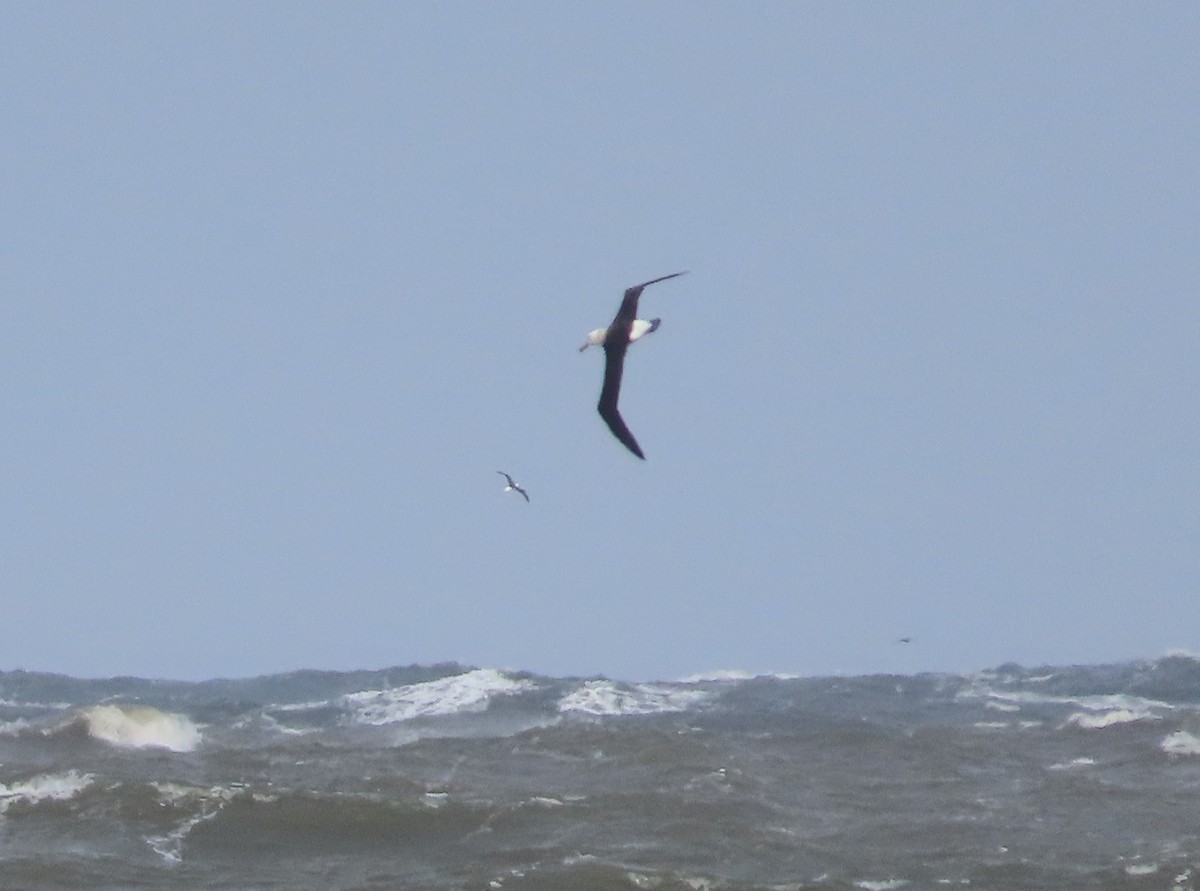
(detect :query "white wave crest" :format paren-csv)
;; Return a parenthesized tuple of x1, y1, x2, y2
(1124, 863, 1160, 876)
(82, 705, 202, 752)
(966, 687, 1173, 728)
(985, 701, 1021, 713)
(0, 770, 93, 814)
(0, 696, 71, 710)
(1162, 649, 1200, 661)
(677, 669, 799, 683)
(1161, 730, 1200, 756)
(145, 782, 266, 864)
(1066, 708, 1160, 729)
(558, 681, 711, 717)
(1049, 757, 1096, 770)
(0, 717, 35, 736)
(342, 668, 534, 725)
(678, 669, 757, 683)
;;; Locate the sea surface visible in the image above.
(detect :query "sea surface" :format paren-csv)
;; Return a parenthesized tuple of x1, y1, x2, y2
(2, 656, 1199, 891)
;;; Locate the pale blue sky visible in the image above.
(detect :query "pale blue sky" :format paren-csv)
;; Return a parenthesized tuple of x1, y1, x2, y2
(3, 4, 1197, 681)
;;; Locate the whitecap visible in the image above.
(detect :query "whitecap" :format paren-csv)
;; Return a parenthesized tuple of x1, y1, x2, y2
(558, 680, 710, 716)
(855, 880, 909, 891)
(0, 696, 72, 710)
(342, 668, 534, 725)
(0, 770, 93, 814)
(269, 699, 338, 712)
(512, 795, 564, 810)
(1066, 708, 1159, 729)
(1125, 863, 1160, 876)
(239, 711, 321, 738)
(966, 687, 1174, 727)
(985, 701, 1021, 713)
(145, 782, 274, 864)
(82, 704, 202, 752)
(1163, 649, 1200, 661)
(146, 784, 235, 864)
(146, 811, 218, 865)
(1161, 730, 1200, 756)
(678, 669, 801, 683)
(678, 669, 758, 683)
(1049, 757, 1096, 770)
(0, 717, 35, 736)
(623, 870, 716, 890)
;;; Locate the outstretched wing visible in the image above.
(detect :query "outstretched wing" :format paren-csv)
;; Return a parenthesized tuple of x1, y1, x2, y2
(611, 287, 641, 332)
(591, 272, 685, 460)
(611, 272, 686, 332)
(597, 340, 644, 459)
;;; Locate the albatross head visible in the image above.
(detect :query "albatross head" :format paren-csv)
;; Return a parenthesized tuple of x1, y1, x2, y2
(579, 328, 607, 351)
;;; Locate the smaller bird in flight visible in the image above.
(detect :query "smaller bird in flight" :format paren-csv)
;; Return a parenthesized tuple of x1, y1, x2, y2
(497, 471, 529, 502)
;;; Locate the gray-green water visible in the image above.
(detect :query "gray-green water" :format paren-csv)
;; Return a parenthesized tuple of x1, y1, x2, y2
(2, 657, 1199, 890)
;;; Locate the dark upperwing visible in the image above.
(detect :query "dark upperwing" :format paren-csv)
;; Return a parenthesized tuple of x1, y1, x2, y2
(594, 272, 686, 460)
(612, 271, 688, 331)
(597, 339, 644, 459)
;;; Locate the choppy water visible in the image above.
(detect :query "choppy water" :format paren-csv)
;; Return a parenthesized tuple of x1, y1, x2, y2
(2, 656, 1199, 890)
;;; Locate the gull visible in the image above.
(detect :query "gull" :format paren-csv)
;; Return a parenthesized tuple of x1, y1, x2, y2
(580, 272, 686, 459)
(497, 471, 529, 502)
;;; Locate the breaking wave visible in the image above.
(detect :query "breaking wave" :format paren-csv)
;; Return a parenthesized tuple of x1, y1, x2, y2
(3, 655, 1200, 889)
(1161, 730, 1200, 756)
(0, 769, 93, 814)
(79, 704, 202, 752)
(557, 680, 712, 716)
(342, 668, 534, 725)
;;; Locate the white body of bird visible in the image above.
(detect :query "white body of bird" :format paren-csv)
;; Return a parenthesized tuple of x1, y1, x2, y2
(579, 317, 660, 352)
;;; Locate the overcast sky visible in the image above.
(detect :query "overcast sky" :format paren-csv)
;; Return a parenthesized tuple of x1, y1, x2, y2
(3, 4, 1197, 681)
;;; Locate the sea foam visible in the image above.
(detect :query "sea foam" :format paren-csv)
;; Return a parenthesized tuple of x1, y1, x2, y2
(0, 770, 93, 814)
(0, 717, 35, 736)
(144, 783, 252, 865)
(1065, 708, 1159, 729)
(1161, 730, 1200, 756)
(82, 705, 202, 752)
(558, 680, 710, 716)
(678, 669, 758, 683)
(969, 687, 1172, 728)
(342, 668, 534, 725)
(677, 669, 799, 683)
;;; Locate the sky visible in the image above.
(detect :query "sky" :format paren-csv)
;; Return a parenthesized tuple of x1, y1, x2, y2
(2, 4, 1198, 682)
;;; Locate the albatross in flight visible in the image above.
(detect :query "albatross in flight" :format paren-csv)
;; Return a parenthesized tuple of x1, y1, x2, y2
(580, 272, 686, 459)
(497, 471, 529, 502)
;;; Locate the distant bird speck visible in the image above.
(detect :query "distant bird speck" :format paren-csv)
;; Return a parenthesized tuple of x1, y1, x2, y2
(497, 471, 529, 502)
(581, 272, 687, 459)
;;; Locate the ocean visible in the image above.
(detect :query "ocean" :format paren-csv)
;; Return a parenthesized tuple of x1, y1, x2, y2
(1, 656, 1198, 890)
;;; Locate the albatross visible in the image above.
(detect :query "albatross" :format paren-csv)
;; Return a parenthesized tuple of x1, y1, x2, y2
(497, 471, 529, 502)
(580, 272, 686, 459)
